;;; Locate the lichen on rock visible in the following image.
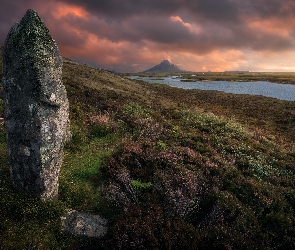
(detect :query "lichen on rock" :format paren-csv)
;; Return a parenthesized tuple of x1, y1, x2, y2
(2, 9, 70, 200)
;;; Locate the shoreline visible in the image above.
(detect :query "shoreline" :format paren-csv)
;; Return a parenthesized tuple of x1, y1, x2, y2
(126, 72, 295, 85)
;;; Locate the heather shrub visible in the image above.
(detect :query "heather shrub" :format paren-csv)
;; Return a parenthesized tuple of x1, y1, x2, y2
(157, 219, 200, 250)
(88, 111, 116, 138)
(100, 104, 295, 248)
(106, 205, 201, 249)
(179, 110, 249, 140)
(101, 159, 137, 211)
(123, 102, 154, 119)
(105, 205, 162, 249)
(190, 191, 264, 249)
(153, 166, 206, 218)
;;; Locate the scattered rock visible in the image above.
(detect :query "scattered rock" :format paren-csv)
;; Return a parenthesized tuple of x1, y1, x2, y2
(61, 210, 108, 238)
(2, 9, 70, 200)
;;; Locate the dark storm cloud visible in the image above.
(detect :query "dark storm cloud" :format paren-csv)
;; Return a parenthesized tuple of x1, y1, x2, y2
(67, 14, 194, 44)
(240, 0, 295, 18)
(58, 0, 241, 23)
(129, 16, 193, 44)
(1, 0, 295, 71)
(57, 0, 182, 19)
(0, 1, 27, 42)
(0, 0, 55, 44)
(0, 0, 92, 53)
(55, 0, 295, 52)
(57, 0, 293, 24)
(187, 0, 240, 24)
(2, 0, 295, 52)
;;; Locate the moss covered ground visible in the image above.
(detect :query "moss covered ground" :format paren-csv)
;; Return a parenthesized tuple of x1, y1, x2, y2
(0, 50, 295, 249)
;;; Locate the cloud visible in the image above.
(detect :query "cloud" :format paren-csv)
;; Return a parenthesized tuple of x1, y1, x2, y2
(54, 0, 295, 52)
(0, 1, 28, 42)
(1, 0, 295, 72)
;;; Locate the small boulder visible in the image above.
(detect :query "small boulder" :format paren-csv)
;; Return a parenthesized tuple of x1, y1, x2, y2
(61, 210, 108, 238)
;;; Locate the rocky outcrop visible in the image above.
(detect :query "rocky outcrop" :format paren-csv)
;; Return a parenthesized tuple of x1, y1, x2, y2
(2, 9, 70, 200)
(61, 210, 108, 238)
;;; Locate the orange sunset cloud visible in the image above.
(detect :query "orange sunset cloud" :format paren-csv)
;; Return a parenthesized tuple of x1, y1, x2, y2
(1, 0, 295, 72)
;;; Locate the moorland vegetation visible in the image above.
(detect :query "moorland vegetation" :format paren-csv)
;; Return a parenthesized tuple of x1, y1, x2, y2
(0, 47, 295, 249)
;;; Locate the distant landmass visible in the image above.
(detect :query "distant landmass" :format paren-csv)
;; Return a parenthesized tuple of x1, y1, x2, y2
(143, 60, 186, 73)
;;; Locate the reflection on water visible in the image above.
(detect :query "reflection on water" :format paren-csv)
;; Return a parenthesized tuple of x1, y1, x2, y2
(130, 76, 295, 101)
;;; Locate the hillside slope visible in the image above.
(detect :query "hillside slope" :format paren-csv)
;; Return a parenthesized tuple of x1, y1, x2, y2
(1, 49, 295, 249)
(62, 57, 295, 142)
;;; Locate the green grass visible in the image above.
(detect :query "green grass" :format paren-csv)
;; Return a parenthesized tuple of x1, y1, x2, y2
(0, 47, 295, 248)
(60, 133, 117, 212)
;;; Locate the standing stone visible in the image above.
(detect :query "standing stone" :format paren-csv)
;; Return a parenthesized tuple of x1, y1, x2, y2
(2, 9, 70, 200)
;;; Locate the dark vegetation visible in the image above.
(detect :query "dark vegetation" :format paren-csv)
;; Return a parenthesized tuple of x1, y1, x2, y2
(1, 47, 295, 249)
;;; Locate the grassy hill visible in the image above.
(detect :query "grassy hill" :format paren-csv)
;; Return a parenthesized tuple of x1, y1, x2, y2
(1, 47, 295, 249)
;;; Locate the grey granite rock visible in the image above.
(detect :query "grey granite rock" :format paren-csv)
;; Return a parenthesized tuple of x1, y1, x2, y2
(61, 210, 108, 238)
(2, 9, 70, 200)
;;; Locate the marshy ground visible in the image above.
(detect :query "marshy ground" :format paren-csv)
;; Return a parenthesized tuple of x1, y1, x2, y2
(129, 71, 295, 84)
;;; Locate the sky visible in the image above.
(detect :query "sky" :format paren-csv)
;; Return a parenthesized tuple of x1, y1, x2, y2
(1, 0, 295, 72)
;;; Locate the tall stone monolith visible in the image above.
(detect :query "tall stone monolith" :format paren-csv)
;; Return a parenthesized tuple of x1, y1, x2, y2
(2, 9, 71, 200)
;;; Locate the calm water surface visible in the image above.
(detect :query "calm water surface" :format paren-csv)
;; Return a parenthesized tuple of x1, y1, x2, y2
(130, 76, 295, 101)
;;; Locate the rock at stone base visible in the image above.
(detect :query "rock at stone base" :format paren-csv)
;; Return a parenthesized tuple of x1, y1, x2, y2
(61, 210, 108, 238)
(2, 9, 70, 200)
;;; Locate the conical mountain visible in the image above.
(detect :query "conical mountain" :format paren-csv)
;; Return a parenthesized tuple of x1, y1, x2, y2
(143, 60, 185, 73)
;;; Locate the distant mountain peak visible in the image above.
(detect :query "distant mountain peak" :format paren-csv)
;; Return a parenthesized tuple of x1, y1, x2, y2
(161, 59, 171, 64)
(143, 60, 185, 73)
